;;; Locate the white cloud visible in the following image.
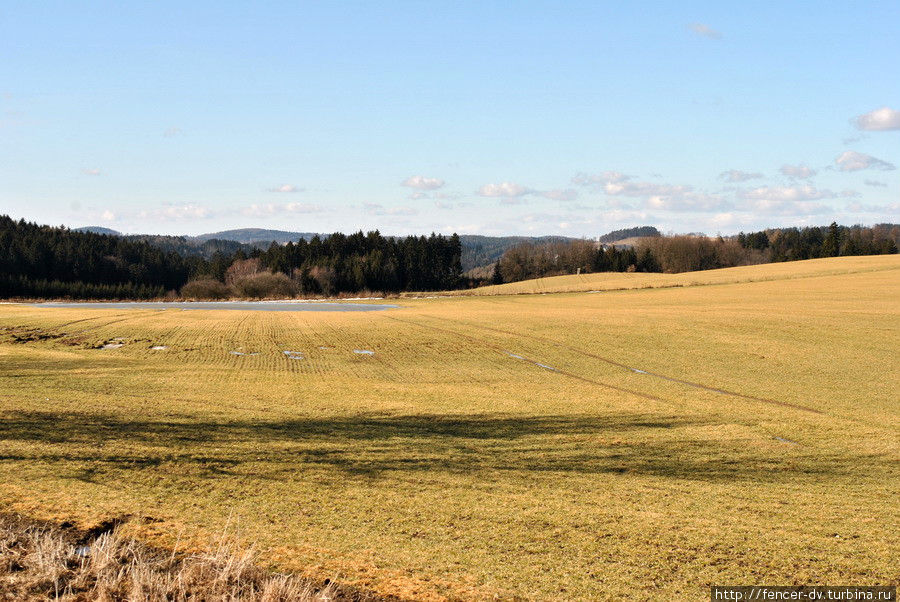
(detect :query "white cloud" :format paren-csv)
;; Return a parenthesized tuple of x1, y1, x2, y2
(402, 175, 445, 190)
(540, 188, 579, 201)
(855, 107, 900, 131)
(864, 179, 887, 187)
(687, 23, 722, 39)
(738, 185, 835, 202)
(478, 181, 533, 197)
(835, 151, 896, 172)
(779, 164, 817, 179)
(847, 201, 900, 213)
(603, 181, 692, 197)
(572, 171, 630, 186)
(645, 192, 728, 212)
(241, 203, 322, 217)
(719, 170, 763, 183)
(82, 168, 101, 176)
(100, 210, 116, 221)
(268, 184, 302, 193)
(735, 185, 836, 215)
(363, 203, 418, 216)
(138, 203, 213, 221)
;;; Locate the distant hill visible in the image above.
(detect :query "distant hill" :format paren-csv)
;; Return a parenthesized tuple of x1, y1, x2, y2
(194, 230, 579, 271)
(74, 226, 121, 236)
(597, 226, 660, 243)
(194, 228, 318, 244)
(458, 235, 577, 271)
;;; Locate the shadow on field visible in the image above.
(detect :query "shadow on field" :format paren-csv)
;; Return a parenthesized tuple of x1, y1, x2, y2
(0, 410, 874, 483)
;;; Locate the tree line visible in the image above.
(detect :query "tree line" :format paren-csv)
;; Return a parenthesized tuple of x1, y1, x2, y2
(491, 223, 899, 284)
(0, 215, 462, 299)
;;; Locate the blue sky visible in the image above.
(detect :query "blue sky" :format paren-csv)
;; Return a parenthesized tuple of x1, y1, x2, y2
(2, 1, 898, 236)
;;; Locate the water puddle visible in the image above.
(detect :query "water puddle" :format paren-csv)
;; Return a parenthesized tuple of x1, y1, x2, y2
(353, 349, 375, 355)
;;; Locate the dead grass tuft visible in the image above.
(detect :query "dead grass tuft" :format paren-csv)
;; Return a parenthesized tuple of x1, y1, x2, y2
(0, 514, 352, 601)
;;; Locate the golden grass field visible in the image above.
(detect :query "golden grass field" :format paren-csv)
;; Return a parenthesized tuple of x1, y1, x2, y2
(1, 255, 898, 599)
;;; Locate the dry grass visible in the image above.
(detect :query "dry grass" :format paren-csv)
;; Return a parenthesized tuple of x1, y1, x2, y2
(0, 255, 898, 599)
(0, 514, 347, 601)
(443, 254, 900, 296)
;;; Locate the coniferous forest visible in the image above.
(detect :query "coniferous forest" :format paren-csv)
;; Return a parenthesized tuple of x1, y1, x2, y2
(0, 215, 462, 299)
(1, 215, 897, 299)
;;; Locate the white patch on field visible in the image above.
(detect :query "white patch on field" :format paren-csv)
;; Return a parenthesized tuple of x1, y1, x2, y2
(283, 350, 304, 360)
(150, 345, 168, 350)
(353, 349, 375, 355)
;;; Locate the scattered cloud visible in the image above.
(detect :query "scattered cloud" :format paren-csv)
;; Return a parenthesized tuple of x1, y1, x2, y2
(644, 192, 728, 212)
(835, 150, 896, 172)
(478, 181, 533, 197)
(82, 168, 101, 176)
(864, 179, 887, 187)
(738, 185, 835, 202)
(687, 23, 722, 39)
(163, 127, 183, 138)
(364, 203, 418, 216)
(241, 203, 322, 217)
(138, 203, 213, 221)
(854, 107, 900, 131)
(100, 210, 116, 221)
(603, 180, 692, 197)
(572, 171, 630, 186)
(402, 175, 445, 190)
(779, 164, 816, 179)
(540, 188, 579, 201)
(719, 170, 763, 183)
(268, 184, 303, 193)
(408, 191, 429, 200)
(847, 201, 900, 214)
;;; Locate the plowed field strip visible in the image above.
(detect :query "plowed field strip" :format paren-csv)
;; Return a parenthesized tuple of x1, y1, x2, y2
(428, 316, 823, 415)
(385, 315, 666, 403)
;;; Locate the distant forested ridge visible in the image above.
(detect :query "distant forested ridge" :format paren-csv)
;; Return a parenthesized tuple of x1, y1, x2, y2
(492, 223, 899, 284)
(0, 216, 462, 299)
(596, 226, 661, 243)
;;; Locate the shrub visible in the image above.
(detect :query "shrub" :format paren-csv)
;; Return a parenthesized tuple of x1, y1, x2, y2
(232, 272, 297, 299)
(180, 279, 231, 300)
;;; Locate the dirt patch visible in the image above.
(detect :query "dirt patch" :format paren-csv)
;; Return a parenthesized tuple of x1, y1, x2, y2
(0, 327, 63, 344)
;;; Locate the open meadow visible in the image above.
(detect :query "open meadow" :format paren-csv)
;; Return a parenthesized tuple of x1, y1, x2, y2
(1, 255, 898, 599)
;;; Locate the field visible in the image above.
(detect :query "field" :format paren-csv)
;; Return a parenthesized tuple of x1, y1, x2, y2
(1, 255, 898, 599)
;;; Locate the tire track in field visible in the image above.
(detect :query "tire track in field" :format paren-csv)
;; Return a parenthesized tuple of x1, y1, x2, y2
(426, 316, 823, 415)
(384, 315, 667, 403)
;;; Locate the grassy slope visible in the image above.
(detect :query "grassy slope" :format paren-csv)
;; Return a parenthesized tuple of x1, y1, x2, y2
(0, 255, 898, 599)
(449, 254, 900, 296)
